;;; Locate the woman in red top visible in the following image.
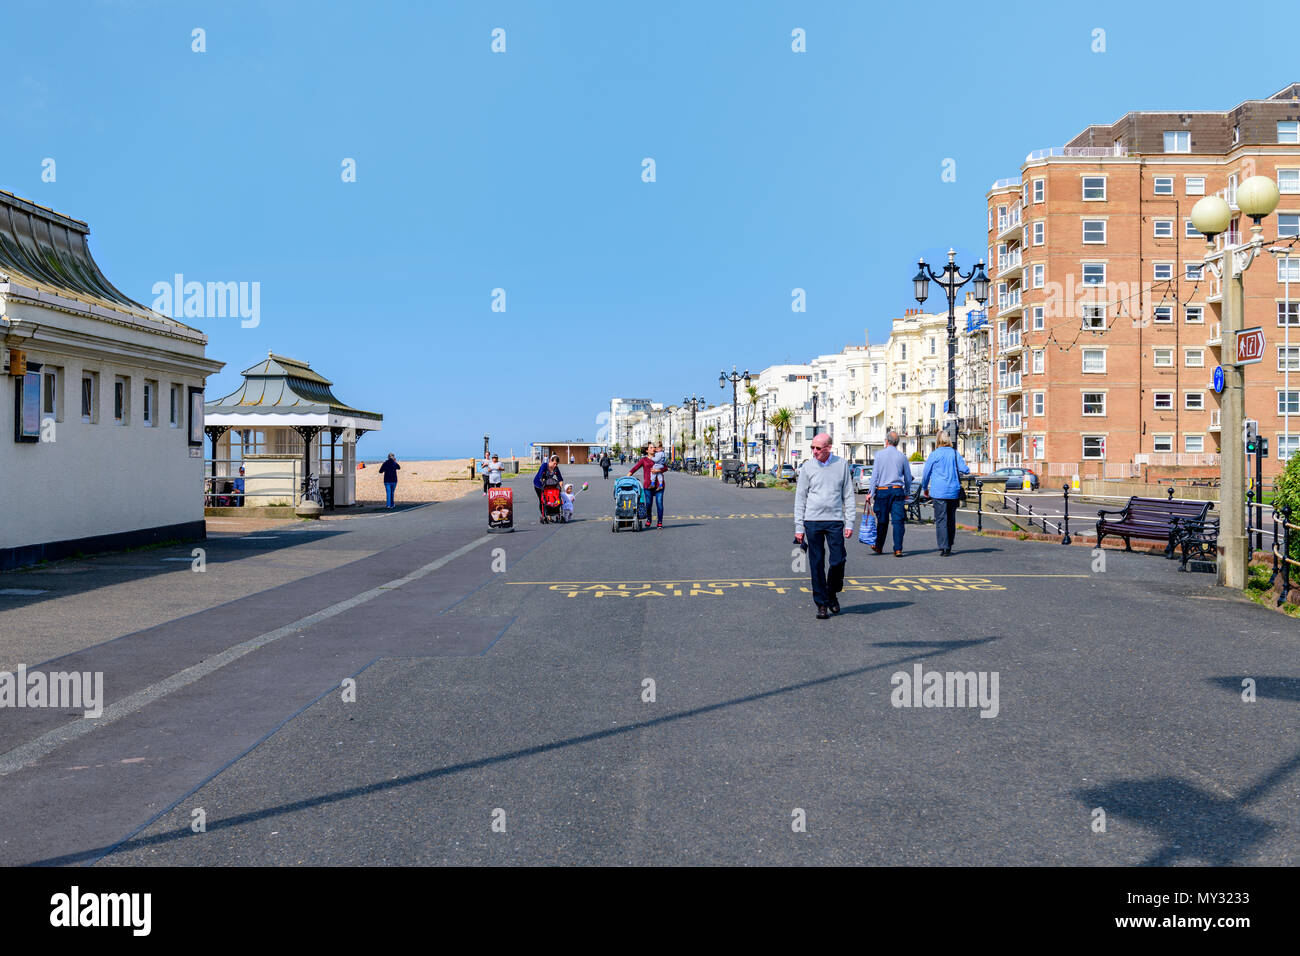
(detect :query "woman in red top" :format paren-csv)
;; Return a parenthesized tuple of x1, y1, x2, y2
(628, 444, 664, 528)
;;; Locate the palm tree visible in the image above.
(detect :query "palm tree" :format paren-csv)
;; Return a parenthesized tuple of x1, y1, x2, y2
(703, 425, 717, 461)
(768, 407, 794, 471)
(740, 384, 760, 465)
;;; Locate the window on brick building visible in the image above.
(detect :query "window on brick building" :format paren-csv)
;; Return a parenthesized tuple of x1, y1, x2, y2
(1280, 302, 1300, 326)
(1082, 436, 1106, 459)
(1154, 348, 1173, 367)
(1163, 131, 1190, 153)
(1185, 177, 1205, 195)
(1185, 435, 1204, 453)
(1082, 304, 1106, 329)
(1153, 392, 1173, 410)
(1082, 177, 1106, 200)
(1279, 435, 1300, 461)
(1154, 263, 1173, 281)
(1032, 221, 1045, 245)
(1033, 392, 1044, 415)
(1279, 169, 1299, 194)
(1279, 346, 1300, 371)
(1082, 262, 1105, 285)
(1153, 219, 1173, 238)
(1033, 179, 1045, 202)
(1154, 306, 1173, 323)
(1082, 348, 1106, 372)
(1185, 219, 1199, 238)
(1153, 177, 1174, 195)
(1185, 348, 1204, 367)
(1082, 392, 1106, 415)
(1185, 305, 1203, 324)
(1279, 391, 1300, 415)
(1185, 392, 1204, 410)
(1278, 214, 1299, 238)
(1153, 434, 1173, 453)
(1277, 257, 1300, 282)
(1186, 262, 1204, 281)
(1279, 121, 1300, 145)
(1032, 306, 1045, 330)
(1032, 349, 1044, 374)
(1033, 264, 1045, 288)
(1082, 220, 1106, 243)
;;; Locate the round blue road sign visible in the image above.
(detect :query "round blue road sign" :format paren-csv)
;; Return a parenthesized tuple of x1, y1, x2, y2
(1212, 365, 1225, 393)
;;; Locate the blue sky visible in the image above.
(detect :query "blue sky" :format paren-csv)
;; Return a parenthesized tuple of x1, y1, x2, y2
(4, 0, 1296, 457)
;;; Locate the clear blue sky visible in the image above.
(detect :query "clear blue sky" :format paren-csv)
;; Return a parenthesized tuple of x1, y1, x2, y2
(4, 1, 1295, 457)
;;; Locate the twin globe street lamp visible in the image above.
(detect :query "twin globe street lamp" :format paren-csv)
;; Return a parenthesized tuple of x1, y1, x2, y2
(912, 250, 990, 448)
(1190, 175, 1281, 590)
(719, 366, 751, 458)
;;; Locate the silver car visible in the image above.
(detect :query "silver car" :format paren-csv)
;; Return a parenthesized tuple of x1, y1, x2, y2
(851, 463, 872, 494)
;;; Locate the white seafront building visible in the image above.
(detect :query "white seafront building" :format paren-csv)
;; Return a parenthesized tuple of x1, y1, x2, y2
(602, 303, 993, 470)
(0, 189, 224, 569)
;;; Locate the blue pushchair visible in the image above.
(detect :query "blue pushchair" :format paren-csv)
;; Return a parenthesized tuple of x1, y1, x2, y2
(612, 477, 645, 533)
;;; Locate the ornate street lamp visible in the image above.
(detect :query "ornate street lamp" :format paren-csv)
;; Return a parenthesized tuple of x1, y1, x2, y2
(1191, 175, 1281, 589)
(719, 366, 751, 458)
(913, 249, 989, 445)
(683, 394, 707, 457)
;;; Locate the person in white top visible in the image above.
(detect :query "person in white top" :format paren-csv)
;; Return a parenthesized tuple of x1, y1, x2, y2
(487, 454, 506, 487)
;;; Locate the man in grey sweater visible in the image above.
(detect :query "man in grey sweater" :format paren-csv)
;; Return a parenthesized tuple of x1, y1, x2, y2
(793, 434, 856, 620)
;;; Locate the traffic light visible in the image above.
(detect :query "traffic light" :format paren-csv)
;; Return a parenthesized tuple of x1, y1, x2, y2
(1244, 419, 1259, 454)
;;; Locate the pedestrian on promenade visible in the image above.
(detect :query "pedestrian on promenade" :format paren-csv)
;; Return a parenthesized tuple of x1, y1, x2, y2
(919, 433, 971, 557)
(487, 453, 506, 490)
(794, 433, 856, 620)
(378, 453, 401, 509)
(600, 451, 611, 479)
(628, 444, 664, 528)
(481, 453, 491, 495)
(533, 455, 564, 522)
(867, 430, 911, 556)
(233, 466, 246, 507)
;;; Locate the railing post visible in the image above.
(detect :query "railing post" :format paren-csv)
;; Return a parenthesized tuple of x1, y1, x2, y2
(1167, 485, 1175, 501)
(976, 479, 984, 532)
(1268, 501, 1281, 590)
(1280, 506, 1293, 607)
(1246, 488, 1256, 559)
(1062, 484, 1071, 545)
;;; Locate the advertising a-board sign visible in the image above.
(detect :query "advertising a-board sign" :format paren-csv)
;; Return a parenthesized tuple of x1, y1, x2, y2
(487, 487, 514, 532)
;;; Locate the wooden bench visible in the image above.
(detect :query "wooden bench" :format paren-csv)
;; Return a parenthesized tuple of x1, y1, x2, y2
(1096, 496, 1211, 555)
(738, 463, 760, 488)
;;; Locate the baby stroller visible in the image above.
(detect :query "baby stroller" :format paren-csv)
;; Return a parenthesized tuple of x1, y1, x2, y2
(612, 476, 644, 533)
(541, 475, 563, 524)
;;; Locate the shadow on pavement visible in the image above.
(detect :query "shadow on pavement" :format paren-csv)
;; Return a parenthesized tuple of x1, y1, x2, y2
(46, 636, 1002, 866)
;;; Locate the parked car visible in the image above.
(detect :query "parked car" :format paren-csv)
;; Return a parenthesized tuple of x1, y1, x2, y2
(985, 466, 1040, 490)
(850, 463, 873, 494)
(770, 463, 797, 480)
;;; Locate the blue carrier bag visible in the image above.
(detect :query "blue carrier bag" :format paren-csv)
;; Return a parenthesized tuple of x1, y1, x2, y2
(859, 511, 877, 546)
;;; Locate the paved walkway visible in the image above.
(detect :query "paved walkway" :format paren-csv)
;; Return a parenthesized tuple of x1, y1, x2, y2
(1, 466, 1296, 865)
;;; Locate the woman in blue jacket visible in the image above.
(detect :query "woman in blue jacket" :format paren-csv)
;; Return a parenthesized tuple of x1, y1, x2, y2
(533, 456, 563, 521)
(918, 433, 970, 556)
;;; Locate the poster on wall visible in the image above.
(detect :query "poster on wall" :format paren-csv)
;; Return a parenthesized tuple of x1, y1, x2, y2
(487, 487, 514, 533)
(188, 387, 204, 446)
(14, 370, 41, 442)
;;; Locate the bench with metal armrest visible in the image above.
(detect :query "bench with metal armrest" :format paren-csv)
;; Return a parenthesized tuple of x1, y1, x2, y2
(1096, 495, 1211, 555)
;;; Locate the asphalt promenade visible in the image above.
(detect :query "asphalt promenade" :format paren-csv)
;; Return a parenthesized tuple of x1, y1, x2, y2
(1, 465, 1296, 865)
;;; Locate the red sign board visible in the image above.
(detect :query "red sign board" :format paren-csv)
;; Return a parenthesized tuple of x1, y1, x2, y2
(1235, 326, 1265, 365)
(487, 487, 514, 532)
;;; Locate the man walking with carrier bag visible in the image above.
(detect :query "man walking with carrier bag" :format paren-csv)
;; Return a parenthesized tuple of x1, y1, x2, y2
(868, 430, 912, 556)
(793, 434, 855, 620)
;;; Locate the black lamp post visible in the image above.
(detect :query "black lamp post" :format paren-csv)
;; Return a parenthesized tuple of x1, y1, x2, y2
(913, 249, 989, 447)
(719, 366, 750, 458)
(760, 408, 768, 472)
(683, 395, 706, 457)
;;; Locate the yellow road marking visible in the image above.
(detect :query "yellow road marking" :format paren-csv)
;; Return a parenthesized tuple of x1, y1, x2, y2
(508, 574, 1088, 585)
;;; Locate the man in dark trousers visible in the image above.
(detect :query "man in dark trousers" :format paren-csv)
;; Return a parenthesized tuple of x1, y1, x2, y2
(599, 451, 611, 479)
(793, 434, 856, 620)
(867, 430, 912, 556)
(378, 453, 400, 509)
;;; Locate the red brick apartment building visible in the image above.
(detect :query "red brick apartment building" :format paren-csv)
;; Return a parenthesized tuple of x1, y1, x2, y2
(987, 83, 1300, 481)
